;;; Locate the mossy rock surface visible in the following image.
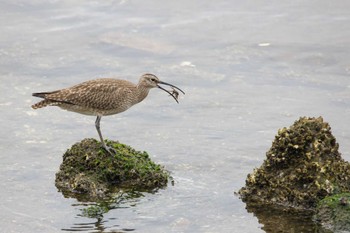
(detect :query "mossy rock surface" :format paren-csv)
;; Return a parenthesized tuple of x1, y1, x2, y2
(239, 117, 350, 210)
(55, 138, 169, 200)
(315, 193, 350, 232)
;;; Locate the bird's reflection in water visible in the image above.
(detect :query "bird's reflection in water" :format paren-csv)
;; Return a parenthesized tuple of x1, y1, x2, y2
(62, 218, 134, 233)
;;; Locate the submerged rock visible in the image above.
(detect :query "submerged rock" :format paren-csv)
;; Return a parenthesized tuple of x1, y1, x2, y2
(239, 117, 350, 210)
(55, 138, 169, 200)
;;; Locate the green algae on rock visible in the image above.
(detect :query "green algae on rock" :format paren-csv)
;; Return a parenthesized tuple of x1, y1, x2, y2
(55, 138, 169, 200)
(239, 117, 350, 210)
(315, 193, 350, 232)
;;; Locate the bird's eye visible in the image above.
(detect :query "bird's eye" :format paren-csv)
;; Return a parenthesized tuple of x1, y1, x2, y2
(151, 78, 156, 82)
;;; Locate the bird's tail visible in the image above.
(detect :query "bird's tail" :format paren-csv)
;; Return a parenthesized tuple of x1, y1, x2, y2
(32, 92, 58, 109)
(31, 99, 54, 109)
(32, 92, 56, 98)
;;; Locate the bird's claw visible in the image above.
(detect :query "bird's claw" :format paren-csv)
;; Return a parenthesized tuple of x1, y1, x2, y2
(102, 145, 117, 156)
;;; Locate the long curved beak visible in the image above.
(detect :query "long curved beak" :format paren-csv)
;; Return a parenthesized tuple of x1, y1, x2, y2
(157, 80, 185, 103)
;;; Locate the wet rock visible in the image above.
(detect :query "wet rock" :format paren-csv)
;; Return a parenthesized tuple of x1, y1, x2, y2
(55, 138, 169, 200)
(315, 193, 350, 232)
(239, 117, 350, 210)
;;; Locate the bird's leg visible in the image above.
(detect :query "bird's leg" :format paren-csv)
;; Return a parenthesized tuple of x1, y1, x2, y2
(95, 116, 116, 155)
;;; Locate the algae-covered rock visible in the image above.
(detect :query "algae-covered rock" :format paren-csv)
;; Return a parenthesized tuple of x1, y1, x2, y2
(239, 117, 350, 210)
(315, 193, 350, 232)
(55, 138, 169, 200)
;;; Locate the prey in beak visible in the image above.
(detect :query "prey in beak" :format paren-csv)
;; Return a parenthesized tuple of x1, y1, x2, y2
(157, 80, 185, 103)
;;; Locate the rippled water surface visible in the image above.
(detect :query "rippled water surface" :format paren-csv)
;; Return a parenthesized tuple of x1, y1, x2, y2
(1, 1, 350, 232)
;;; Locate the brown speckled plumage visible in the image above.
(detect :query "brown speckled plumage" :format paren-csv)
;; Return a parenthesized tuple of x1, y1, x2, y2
(32, 73, 185, 155)
(32, 78, 147, 116)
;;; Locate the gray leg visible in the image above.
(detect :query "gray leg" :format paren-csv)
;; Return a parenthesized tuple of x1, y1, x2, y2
(95, 116, 116, 155)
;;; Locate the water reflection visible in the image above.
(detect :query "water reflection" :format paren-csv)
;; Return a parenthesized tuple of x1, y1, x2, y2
(62, 191, 144, 232)
(62, 219, 133, 233)
(244, 202, 332, 233)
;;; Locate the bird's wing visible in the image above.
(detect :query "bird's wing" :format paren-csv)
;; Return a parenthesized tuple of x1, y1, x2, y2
(44, 79, 136, 110)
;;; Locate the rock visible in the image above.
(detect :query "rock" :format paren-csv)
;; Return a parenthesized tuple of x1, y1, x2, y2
(315, 193, 350, 232)
(55, 138, 169, 200)
(239, 117, 350, 210)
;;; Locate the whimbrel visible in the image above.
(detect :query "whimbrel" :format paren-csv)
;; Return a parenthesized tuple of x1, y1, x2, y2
(32, 73, 185, 155)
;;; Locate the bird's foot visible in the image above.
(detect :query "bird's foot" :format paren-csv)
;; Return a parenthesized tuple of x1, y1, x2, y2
(102, 145, 117, 156)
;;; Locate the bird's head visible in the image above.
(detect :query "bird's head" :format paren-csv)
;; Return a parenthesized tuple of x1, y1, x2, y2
(139, 73, 185, 103)
(139, 73, 161, 88)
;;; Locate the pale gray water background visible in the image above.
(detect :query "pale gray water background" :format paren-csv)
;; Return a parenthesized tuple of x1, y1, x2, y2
(1, 0, 350, 232)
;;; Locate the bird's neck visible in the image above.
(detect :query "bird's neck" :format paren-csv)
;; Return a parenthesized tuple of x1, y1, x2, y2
(135, 86, 150, 104)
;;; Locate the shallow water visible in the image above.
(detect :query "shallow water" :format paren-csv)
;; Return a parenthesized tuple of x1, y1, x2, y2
(1, 0, 350, 232)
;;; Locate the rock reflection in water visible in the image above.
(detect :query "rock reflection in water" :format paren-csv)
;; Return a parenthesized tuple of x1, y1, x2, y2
(244, 203, 332, 233)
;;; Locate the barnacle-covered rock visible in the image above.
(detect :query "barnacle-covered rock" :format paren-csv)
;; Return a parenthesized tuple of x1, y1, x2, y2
(239, 117, 350, 210)
(55, 138, 169, 201)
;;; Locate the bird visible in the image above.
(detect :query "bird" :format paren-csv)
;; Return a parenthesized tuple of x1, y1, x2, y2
(32, 73, 185, 155)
